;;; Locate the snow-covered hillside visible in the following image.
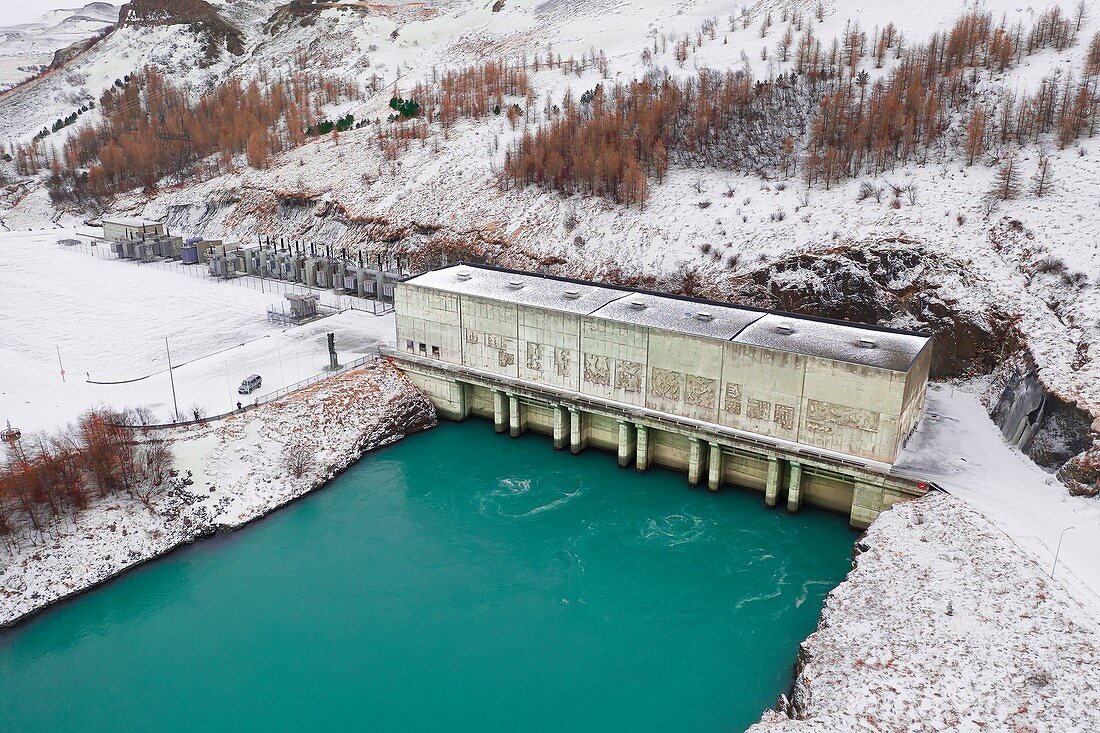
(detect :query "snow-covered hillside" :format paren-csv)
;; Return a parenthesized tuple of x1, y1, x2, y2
(0, 3, 119, 92)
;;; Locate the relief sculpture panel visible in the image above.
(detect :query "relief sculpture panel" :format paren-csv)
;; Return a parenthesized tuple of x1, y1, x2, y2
(724, 383, 743, 415)
(615, 360, 643, 393)
(685, 375, 716, 408)
(746, 398, 771, 421)
(556, 348, 571, 377)
(650, 368, 681, 400)
(805, 399, 880, 433)
(773, 403, 795, 431)
(584, 354, 611, 385)
(526, 342, 542, 371)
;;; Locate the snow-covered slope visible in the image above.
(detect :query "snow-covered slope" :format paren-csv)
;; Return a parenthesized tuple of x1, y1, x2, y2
(0, 3, 119, 92)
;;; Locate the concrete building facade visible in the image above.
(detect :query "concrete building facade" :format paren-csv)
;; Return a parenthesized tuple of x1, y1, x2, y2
(392, 264, 935, 528)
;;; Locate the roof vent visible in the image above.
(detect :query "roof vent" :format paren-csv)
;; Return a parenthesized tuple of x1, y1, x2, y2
(627, 299, 647, 310)
(455, 271, 472, 281)
(774, 322, 794, 335)
(506, 279, 525, 290)
(857, 337, 878, 349)
(694, 311, 714, 322)
(562, 288, 582, 299)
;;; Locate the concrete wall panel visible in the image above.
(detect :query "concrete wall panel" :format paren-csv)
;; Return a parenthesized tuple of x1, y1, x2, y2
(646, 331, 724, 422)
(579, 317, 649, 406)
(719, 343, 806, 442)
(517, 308, 581, 391)
(459, 294, 519, 378)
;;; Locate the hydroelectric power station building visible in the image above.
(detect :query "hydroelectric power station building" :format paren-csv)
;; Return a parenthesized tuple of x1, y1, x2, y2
(391, 264, 934, 528)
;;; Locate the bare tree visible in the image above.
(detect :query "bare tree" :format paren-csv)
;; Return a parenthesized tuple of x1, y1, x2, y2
(285, 444, 317, 479)
(991, 150, 1021, 200)
(1031, 155, 1054, 197)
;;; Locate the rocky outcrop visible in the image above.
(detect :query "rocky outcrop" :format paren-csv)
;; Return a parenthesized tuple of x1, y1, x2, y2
(985, 354, 1095, 468)
(119, 0, 244, 56)
(1058, 444, 1100, 497)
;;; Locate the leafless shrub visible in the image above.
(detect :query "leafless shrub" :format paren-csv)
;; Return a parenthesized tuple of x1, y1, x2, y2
(563, 207, 579, 231)
(284, 444, 317, 479)
(1032, 255, 1067, 275)
(857, 181, 884, 201)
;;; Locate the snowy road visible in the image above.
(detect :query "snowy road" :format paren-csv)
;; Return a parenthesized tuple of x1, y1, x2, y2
(1, 230, 396, 431)
(897, 384, 1100, 615)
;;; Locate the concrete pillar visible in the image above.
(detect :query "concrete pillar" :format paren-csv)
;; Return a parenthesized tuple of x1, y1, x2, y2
(786, 461, 803, 514)
(616, 420, 636, 468)
(552, 405, 568, 450)
(493, 390, 508, 434)
(765, 456, 781, 507)
(459, 383, 471, 420)
(635, 424, 650, 472)
(850, 479, 884, 530)
(707, 442, 724, 492)
(449, 381, 471, 421)
(508, 394, 523, 437)
(569, 407, 586, 454)
(687, 438, 705, 486)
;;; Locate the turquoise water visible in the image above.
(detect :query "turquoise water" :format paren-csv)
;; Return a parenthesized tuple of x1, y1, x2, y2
(0, 422, 854, 732)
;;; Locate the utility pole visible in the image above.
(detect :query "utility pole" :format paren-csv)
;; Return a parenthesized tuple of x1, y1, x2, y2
(165, 338, 180, 421)
(56, 345, 65, 382)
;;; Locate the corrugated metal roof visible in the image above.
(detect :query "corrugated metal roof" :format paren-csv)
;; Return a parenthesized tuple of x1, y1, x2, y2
(407, 265, 624, 315)
(401, 265, 931, 372)
(102, 217, 162, 228)
(590, 291, 762, 340)
(735, 314, 928, 372)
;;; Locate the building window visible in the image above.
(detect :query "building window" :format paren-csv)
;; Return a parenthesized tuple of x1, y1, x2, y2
(431, 345, 440, 359)
(405, 339, 414, 353)
(418, 342, 427, 356)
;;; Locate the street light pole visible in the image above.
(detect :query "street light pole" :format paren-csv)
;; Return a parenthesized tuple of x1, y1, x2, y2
(1050, 526, 1075, 580)
(165, 338, 180, 421)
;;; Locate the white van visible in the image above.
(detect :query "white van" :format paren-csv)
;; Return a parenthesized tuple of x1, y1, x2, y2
(238, 374, 262, 394)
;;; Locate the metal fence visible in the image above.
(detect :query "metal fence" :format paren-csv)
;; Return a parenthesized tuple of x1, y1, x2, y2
(59, 237, 394, 315)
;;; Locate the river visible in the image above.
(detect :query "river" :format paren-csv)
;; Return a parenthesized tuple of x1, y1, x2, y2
(0, 422, 855, 731)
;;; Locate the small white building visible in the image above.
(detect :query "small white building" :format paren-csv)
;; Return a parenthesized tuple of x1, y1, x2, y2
(102, 217, 165, 242)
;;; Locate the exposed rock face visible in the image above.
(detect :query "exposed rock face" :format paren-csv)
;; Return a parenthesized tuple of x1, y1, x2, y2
(985, 354, 1095, 468)
(721, 241, 1022, 379)
(359, 383, 437, 452)
(119, 0, 244, 56)
(48, 37, 100, 70)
